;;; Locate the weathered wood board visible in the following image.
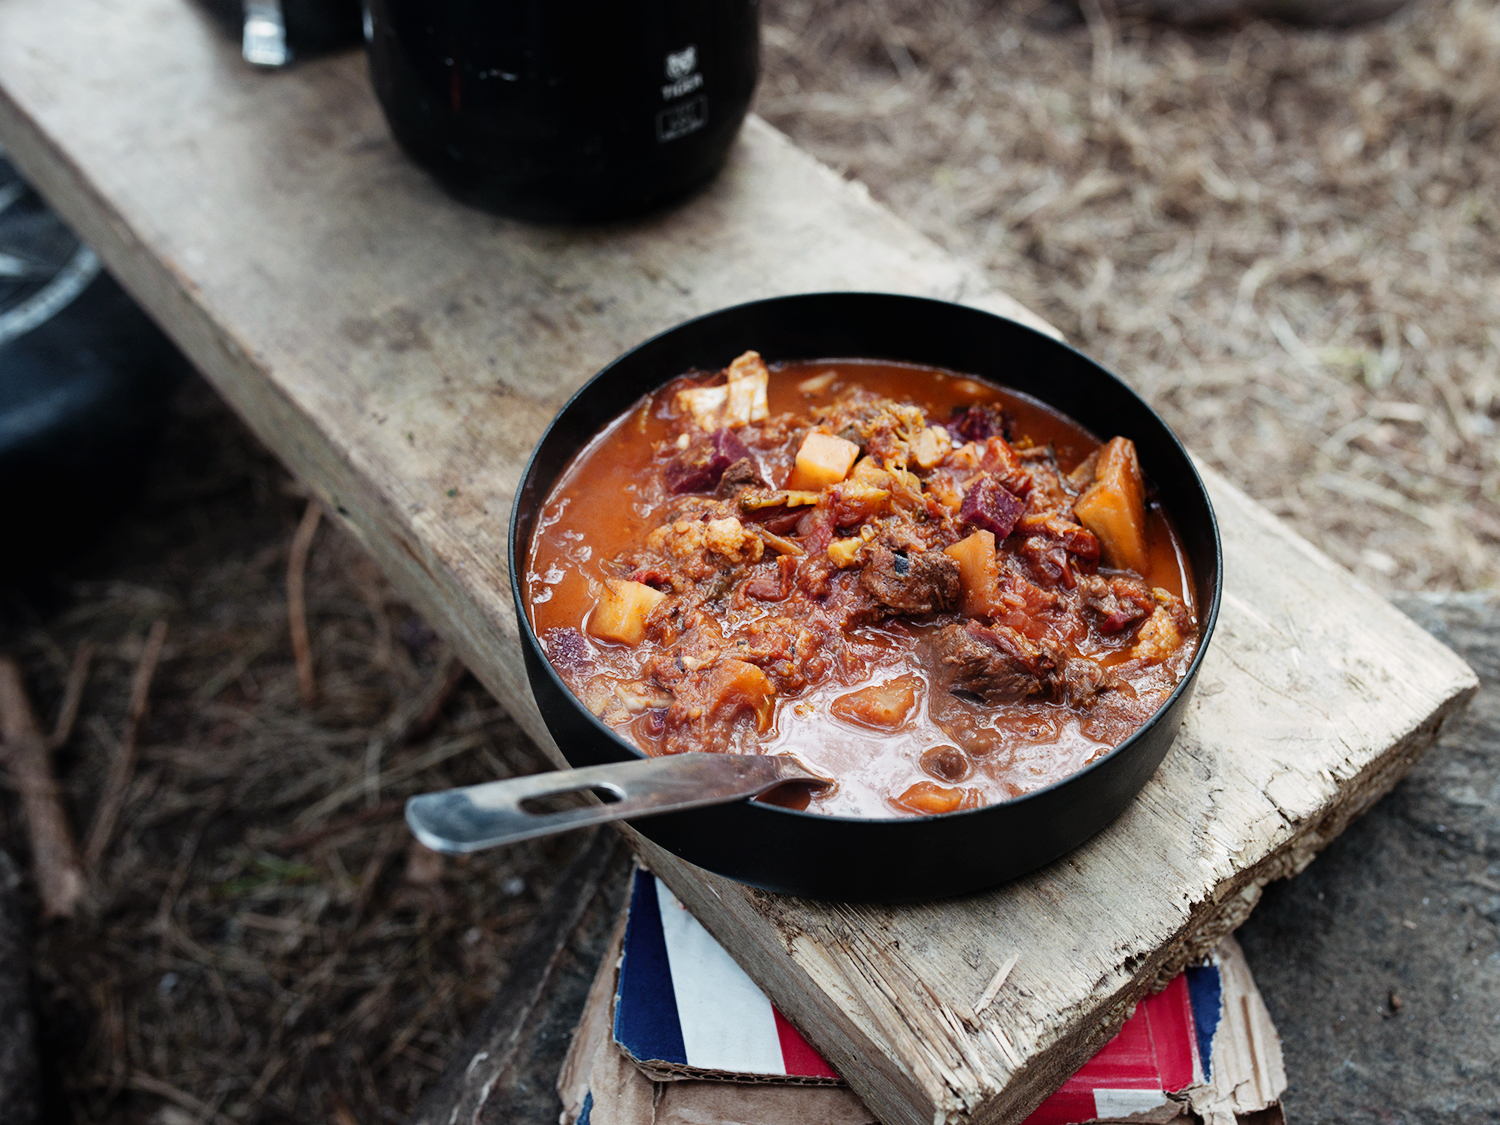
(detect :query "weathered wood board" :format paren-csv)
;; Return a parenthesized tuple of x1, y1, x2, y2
(0, 3, 1476, 1123)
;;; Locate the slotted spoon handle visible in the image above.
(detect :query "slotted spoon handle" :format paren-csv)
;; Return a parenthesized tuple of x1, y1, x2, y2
(405, 751, 827, 854)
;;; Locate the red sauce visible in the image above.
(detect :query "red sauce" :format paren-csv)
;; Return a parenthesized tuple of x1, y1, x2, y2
(526, 357, 1197, 818)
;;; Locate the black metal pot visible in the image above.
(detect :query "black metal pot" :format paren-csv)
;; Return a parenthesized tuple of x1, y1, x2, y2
(365, 0, 759, 222)
(509, 293, 1222, 902)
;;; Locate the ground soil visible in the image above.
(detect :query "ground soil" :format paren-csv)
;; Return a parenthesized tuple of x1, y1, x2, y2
(2, 0, 1498, 1120)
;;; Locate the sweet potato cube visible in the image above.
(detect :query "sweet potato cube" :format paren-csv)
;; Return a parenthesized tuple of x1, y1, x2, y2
(787, 431, 861, 491)
(890, 781, 975, 815)
(1073, 437, 1149, 575)
(831, 675, 921, 730)
(588, 580, 666, 646)
(943, 530, 1004, 617)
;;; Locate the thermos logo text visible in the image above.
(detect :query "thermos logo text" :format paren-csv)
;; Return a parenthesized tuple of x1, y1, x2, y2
(666, 47, 696, 80)
(661, 46, 703, 100)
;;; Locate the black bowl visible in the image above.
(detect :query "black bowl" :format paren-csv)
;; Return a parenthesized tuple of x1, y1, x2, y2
(509, 292, 1221, 902)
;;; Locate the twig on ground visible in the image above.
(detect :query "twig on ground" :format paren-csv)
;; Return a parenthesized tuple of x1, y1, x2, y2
(48, 641, 95, 751)
(288, 499, 323, 706)
(84, 620, 168, 870)
(0, 657, 87, 920)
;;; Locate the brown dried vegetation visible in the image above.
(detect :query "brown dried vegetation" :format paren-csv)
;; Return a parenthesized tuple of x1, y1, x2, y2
(2, 384, 565, 1123)
(761, 0, 1500, 591)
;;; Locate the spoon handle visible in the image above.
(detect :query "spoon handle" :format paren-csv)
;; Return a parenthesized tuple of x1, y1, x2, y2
(405, 751, 821, 854)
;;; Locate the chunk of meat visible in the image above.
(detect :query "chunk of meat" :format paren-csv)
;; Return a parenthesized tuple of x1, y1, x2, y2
(663, 658, 776, 751)
(715, 456, 764, 498)
(934, 620, 1057, 703)
(1059, 658, 1113, 708)
(728, 615, 825, 692)
(740, 555, 798, 602)
(831, 675, 921, 730)
(1078, 574, 1155, 634)
(934, 620, 1115, 707)
(1014, 510, 1100, 588)
(979, 436, 1033, 497)
(947, 403, 1010, 443)
(664, 428, 751, 494)
(860, 544, 961, 615)
(826, 481, 891, 528)
(1131, 590, 1193, 664)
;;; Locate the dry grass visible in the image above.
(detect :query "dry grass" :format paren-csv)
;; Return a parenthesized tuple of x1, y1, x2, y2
(2, 382, 570, 1123)
(760, 0, 1500, 592)
(4, 2, 1500, 1121)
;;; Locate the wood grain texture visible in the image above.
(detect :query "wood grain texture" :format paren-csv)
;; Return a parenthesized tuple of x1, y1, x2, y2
(0, 4, 1476, 1124)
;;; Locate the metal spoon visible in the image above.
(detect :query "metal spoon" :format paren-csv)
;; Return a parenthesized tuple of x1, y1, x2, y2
(405, 752, 830, 854)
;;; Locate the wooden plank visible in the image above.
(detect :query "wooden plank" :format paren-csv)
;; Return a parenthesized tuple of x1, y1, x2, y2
(0, 4, 1477, 1124)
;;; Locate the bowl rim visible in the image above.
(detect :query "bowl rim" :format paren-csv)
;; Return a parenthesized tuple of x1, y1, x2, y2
(509, 290, 1223, 827)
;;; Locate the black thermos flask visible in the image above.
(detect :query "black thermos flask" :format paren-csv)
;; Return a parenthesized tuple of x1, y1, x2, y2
(364, 0, 760, 222)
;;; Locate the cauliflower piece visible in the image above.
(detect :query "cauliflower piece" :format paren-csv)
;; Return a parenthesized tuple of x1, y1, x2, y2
(674, 350, 771, 430)
(648, 517, 764, 565)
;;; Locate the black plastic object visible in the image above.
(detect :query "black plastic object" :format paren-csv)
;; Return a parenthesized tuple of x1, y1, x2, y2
(510, 293, 1222, 903)
(365, 0, 759, 221)
(0, 156, 187, 578)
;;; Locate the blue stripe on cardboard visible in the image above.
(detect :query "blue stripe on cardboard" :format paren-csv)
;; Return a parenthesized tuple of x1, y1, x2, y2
(1185, 962, 1223, 1081)
(612, 868, 688, 1066)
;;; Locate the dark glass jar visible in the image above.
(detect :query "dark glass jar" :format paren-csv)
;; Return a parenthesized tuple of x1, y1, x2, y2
(364, 0, 760, 222)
